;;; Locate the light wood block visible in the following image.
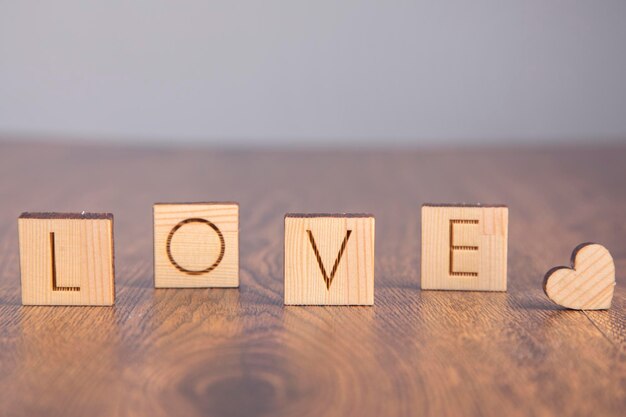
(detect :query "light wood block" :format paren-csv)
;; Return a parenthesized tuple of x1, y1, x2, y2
(543, 243, 615, 310)
(153, 203, 239, 288)
(284, 214, 375, 305)
(18, 213, 115, 306)
(421, 204, 508, 291)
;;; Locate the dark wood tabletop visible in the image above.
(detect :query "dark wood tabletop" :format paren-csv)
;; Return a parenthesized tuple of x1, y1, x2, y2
(0, 141, 624, 417)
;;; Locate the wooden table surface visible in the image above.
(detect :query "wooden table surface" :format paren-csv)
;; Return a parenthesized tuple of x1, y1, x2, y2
(0, 141, 624, 417)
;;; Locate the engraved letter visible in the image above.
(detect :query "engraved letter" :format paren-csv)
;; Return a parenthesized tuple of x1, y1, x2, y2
(449, 220, 479, 277)
(166, 218, 225, 275)
(50, 232, 80, 291)
(307, 230, 352, 290)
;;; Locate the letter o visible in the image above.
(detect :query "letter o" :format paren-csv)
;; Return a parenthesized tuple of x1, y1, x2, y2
(166, 218, 225, 275)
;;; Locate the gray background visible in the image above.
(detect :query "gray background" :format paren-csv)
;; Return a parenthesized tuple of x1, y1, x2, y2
(1, 0, 625, 147)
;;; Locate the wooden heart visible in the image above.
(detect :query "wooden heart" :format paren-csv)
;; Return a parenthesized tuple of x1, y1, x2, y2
(543, 243, 615, 310)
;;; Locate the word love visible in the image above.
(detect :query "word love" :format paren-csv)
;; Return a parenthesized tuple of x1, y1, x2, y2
(17, 203, 614, 310)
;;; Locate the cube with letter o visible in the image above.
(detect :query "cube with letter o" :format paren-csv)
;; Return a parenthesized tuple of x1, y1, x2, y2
(153, 202, 239, 288)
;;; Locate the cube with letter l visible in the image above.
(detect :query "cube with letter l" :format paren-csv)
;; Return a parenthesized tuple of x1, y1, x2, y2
(18, 212, 115, 306)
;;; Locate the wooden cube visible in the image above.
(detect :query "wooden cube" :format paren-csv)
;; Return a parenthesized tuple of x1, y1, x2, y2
(18, 213, 115, 306)
(153, 203, 239, 288)
(421, 204, 508, 291)
(284, 214, 375, 305)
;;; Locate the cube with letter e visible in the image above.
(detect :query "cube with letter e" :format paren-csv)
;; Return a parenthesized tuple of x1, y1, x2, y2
(421, 204, 508, 291)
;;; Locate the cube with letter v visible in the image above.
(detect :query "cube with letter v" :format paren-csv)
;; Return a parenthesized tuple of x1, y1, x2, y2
(284, 214, 375, 305)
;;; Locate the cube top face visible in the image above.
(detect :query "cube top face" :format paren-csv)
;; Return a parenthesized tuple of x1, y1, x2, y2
(284, 214, 375, 305)
(153, 203, 239, 288)
(18, 212, 115, 306)
(421, 204, 508, 291)
(19, 212, 114, 220)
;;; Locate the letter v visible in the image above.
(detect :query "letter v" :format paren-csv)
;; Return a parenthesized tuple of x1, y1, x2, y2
(306, 229, 352, 290)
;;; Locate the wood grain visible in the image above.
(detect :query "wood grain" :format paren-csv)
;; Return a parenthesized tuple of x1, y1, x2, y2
(544, 243, 615, 310)
(18, 212, 114, 305)
(0, 141, 625, 417)
(284, 214, 375, 305)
